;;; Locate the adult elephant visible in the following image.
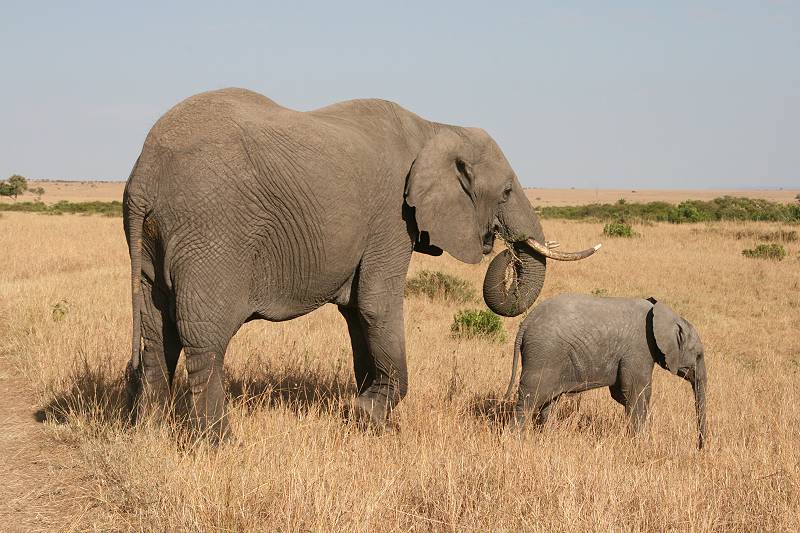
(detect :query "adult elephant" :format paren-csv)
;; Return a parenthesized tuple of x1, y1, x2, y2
(123, 88, 599, 440)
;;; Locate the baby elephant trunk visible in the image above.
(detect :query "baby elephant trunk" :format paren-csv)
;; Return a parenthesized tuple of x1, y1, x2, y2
(689, 358, 708, 450)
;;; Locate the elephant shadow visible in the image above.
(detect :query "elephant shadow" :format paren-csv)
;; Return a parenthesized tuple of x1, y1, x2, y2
(223, 365, 357, 419)
(34, 361, 129, 426)
(35, 359, 357, 427)
(468, 394, 515, 429)
(467, 392, 594, 432)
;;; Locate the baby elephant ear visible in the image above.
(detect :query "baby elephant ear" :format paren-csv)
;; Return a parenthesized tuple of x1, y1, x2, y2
(652, 302, 683, 374)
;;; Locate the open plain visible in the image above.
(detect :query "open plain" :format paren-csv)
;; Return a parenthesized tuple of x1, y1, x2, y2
(2, 179, 798, 207)
(1, 190, 799, 531)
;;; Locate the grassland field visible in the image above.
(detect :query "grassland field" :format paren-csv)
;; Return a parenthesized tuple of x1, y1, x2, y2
(2, 179, 798, 207)
(1, 184, 799, 531)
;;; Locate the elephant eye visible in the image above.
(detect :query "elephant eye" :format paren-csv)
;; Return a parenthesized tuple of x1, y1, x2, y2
(501, 184, 512, 202)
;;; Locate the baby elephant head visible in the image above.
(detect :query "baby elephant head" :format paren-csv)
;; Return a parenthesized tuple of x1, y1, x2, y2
(651, 301, 708, 449)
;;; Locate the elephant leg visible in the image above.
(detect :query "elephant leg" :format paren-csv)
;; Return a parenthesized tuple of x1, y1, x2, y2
(513, 368, 561, 429)
(184, 347, 228, 442)
(131, 280, 181, 422)
(339, 306, 374, 395)
(513, 393, 549, 428)
(609, 383, 626, 406)
(535, 400, 554, 425)
(626, 385, 651, 435)
(352, 300, 408, 430)
(347, 238, 413, 431)
(175, 275, 247, 444)
(619, 373, 652, 436)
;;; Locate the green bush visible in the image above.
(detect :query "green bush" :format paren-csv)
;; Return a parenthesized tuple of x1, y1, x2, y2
(603, 221, 635, 238)
(51, 299, 70, 322)
(538, 196, 800, 224)
(668, 202, 706, 223)
(742, 243, 787, 261)
(0, 200, 123, 217)
(405, 270, 476, 303)
(450, 309, 505, 342)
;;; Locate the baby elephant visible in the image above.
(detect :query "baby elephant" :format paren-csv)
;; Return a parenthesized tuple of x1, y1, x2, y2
(506, 294, 707, 448)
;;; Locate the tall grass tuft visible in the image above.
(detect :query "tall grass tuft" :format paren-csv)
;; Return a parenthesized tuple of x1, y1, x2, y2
(405, 270, 476, 303)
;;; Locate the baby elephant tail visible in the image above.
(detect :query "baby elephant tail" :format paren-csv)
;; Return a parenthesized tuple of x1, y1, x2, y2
(504, 321, 527, 401)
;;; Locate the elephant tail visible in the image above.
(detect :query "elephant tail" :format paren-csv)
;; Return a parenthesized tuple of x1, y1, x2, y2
(123, 184, 148, 373)
(504, 320, 527, 400)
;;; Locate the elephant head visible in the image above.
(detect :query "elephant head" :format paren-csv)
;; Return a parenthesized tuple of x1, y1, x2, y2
(405, 127, 599, 317)
(652, 302, 708, 449)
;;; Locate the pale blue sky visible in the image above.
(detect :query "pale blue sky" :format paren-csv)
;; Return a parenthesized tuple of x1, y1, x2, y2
(1, 1, 798, 188)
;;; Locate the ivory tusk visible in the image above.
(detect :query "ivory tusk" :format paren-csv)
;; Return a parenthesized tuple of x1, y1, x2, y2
(526, 239, 601, 261)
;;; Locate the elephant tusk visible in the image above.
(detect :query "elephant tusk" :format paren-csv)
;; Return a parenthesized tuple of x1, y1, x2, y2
(526, 238, 601, 261)
(545, 240, 560, 249)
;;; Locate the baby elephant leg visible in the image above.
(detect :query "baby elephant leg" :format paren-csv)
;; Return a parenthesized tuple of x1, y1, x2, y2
(617, 370, 653, 435)
(514, 371, 561, 428)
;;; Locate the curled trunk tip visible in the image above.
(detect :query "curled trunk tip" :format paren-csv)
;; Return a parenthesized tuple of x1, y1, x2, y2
(483, 245, 546, 317)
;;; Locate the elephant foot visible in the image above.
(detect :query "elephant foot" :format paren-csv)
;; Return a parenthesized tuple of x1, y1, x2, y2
(192, 416, 233, 446)
(351, 394, 399, 434)
(126, 363, 173, 426)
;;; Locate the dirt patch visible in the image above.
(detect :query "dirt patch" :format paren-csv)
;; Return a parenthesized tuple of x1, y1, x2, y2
(0, 359, 93, 532)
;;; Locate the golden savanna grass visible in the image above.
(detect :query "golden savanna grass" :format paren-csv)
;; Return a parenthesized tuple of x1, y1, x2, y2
(3, 179, 799, 207)
(1, 210, 799, 531)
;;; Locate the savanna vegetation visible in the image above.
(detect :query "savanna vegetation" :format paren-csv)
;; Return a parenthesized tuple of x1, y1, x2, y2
(5, 195, 798, 226)
(0, 174, 28, 199)
(539, 195, 800, 224)
(1, 198, 799, 530)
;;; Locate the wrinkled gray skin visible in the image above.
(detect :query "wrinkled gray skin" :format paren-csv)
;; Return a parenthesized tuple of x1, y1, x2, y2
(123, 88, 596, 441)
(506, 294, 707, 449)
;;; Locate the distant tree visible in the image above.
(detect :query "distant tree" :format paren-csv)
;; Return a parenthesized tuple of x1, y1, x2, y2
(0, 174, 28, 200)
(796, 193, 800, 204)
(30, 186, 45, 200)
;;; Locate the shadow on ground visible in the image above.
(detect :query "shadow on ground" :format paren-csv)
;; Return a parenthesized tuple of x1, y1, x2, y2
(468, 393, 590, 432)
(34, 357, 357, 427)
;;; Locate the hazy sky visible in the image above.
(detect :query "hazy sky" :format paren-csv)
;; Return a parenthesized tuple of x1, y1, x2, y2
(1, 2, 798, 188)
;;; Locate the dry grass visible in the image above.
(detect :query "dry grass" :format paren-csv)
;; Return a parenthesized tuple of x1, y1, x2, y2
(3, 179, 798, 208)
(0, 180, 124, 204)
(1, 211, 799, 531)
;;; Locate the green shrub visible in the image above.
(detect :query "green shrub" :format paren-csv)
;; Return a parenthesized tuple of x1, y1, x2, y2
(603, 221, 635, 238)
(405, 270, 476, 303)
(0, 200, 123, 217)
(450, 309, 506, 342)
(51, 299, 70, 322)
(742, 243, 786, 261)
(668, 202, 706, 223)
(538, 196, 800, 224)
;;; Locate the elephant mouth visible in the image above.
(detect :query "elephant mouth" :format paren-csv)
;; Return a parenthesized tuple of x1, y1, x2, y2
(482, 232, 496, 254)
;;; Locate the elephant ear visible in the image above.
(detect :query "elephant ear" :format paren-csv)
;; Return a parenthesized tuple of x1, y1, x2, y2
(652, 302, 685, 375)
(405, 129, 483, 264)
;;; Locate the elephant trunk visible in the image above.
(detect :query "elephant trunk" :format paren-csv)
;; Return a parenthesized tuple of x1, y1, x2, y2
(483, 242, 547, 317)
(482, 182, 600, 317)
(691, 358, 708, 450)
